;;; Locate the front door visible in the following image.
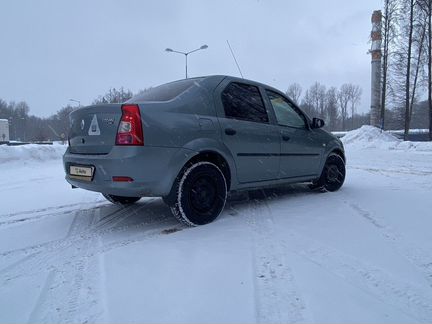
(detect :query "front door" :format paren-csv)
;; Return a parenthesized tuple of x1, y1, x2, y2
(264, 90, 323, 179)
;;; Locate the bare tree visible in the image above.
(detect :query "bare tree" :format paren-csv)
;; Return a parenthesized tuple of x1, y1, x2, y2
(309, 82, 326, 119)
(428, 0, 432, 140)
(381, 0, 399, 129)
(418, 0, 432, 139)
(93, 87, 134, 104)
(338, 84, 351, 131)
(325, 87, 339, 130)
(286, 83, 302, 105)
(427, 0, 432, 140)
(300, 89, 316, 117)
(347, 85, 362, 129)
(409, 14, 428, 124)
(390, 0, 428, 139)
(403, 0, 416, 140)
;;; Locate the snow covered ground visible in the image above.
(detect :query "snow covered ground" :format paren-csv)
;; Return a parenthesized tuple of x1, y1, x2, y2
(1, 127, 432, 323)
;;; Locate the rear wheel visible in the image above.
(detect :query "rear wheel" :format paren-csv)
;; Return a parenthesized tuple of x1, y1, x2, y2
(309, 153, 345, 192)
(170, 162, 227, 226)
(102, 194, 141, 205)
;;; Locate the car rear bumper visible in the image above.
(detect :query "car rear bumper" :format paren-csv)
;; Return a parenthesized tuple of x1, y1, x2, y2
(63, 146, 195, 197)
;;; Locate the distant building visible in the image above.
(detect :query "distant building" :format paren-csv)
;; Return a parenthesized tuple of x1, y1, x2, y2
(0, 119, 10, 144)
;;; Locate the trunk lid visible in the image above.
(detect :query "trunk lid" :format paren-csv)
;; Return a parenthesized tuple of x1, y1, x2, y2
(69, 104, 122, 154)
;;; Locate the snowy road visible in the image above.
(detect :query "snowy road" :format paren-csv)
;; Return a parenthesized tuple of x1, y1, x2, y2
(1, 143, 432, 323)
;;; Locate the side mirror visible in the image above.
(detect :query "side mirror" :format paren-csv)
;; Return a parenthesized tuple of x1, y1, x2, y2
(311, 118, 325, 129)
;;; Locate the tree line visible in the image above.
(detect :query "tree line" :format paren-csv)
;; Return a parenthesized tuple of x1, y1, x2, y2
(381, 0, 432, 139)
(0, 87, 134, 142)
(287, 80, 429, 132)
(286, 82, 366, 131)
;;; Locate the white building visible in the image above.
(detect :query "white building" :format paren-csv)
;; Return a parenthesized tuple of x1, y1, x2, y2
(0, 119, 10, 143)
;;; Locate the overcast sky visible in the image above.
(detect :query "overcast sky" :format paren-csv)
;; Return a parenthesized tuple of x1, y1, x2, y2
(0, 0, 380, 117)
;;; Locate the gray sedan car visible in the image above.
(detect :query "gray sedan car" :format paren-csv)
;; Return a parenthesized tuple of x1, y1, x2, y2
(63, 75, 345, 226)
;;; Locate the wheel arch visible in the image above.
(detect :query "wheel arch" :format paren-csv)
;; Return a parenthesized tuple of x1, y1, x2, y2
(330, 148, 345, 163)
(183, 150, 232, 191)
(163, 149, 233, 206)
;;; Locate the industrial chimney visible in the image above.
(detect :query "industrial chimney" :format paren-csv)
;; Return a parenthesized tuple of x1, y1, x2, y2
(370, 10, 382, 127)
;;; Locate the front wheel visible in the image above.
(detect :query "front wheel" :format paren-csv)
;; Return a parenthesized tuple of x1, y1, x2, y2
(310, 153, 346, 192)
(102, 194, 141, 205)
(170, 162, 227, 226)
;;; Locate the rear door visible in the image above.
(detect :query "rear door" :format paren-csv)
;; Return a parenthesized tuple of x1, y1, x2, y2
(215, 81, 280, 183)
(69, 104, 123, 154)
(264, 90, 323, 179)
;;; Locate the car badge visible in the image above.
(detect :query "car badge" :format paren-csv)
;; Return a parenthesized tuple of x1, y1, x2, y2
(88, 114, 101, 136)
(103, 117, 115, 125)
(80, 119, 85, 130)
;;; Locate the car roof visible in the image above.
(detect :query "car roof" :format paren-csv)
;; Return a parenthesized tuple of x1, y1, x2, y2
(166, 75, 287, 97)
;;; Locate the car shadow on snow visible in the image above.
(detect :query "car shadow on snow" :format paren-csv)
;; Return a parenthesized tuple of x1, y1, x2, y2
(80, 184, 318, 235)
(223, 184, 320, 218)
(82, 198, 181, 237)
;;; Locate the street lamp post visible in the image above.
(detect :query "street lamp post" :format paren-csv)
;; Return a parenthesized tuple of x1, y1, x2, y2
(165, 45, 208, 79)
(8, 117, 15, 140)
(69, 99, 81, 107)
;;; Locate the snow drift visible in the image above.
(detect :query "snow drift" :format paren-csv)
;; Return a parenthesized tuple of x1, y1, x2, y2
(0, 143, 66, 164)
(341, 126, 400, 149)
(342, 126, 432, 152)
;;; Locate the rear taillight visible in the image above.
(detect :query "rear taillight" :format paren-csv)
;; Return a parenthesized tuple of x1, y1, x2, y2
(116, 104, 144, 146)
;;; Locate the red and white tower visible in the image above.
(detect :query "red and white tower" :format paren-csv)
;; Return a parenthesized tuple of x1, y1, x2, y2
(370, 10, 382, 127)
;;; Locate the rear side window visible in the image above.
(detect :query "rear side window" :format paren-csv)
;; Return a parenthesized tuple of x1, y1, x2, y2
(221, 82, 269, 123)
(127, 78, 202, 102)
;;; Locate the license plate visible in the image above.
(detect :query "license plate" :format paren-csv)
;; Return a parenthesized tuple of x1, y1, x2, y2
(69, 165, 94, 180)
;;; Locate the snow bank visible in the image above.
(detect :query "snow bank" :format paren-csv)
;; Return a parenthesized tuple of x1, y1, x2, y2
(0, 143, 66, 164)
(341, 126, 400, 149)
(342, 125, 432, 152)
(395, 140, 432, 152)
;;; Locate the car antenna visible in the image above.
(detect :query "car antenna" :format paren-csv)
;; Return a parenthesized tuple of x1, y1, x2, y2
(226, 40, 244, 78)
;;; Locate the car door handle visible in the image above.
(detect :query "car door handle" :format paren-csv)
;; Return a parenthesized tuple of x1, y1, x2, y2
(282, 135, 290, 141)
(225, 128, 237, 136)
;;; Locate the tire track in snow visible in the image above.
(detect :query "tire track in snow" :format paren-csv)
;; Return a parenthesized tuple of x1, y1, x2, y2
(350, 166, 432, 177)
(284, 231, 432, 322)
(2, 198, 182, 322)
(232, 189, 432, 322)
(0, 199, 156, 260)
(238, 194, 309, 324)
(0, 200, 108, 227)
(0, 199, 178, 286)
(0, 201, 106, 219)
(348, 166, 432, 190)
(346, 200, 432, 289)
(28, 208, 101, 323)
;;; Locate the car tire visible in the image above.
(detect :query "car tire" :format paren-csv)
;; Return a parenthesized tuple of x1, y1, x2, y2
(309, 153, 346, 192)
(102, 194, 141, 205)
(170, 161, 227, 226)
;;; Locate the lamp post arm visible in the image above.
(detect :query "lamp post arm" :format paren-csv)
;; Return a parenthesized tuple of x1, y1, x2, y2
(169, 49, 187, 55)
(186, 47, 203, 55)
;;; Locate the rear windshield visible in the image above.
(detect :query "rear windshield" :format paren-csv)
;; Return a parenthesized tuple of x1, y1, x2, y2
(127, 78, 203, 102)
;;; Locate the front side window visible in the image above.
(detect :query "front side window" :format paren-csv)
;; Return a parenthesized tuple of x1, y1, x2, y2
(266, 90, 306, 128)
(221, 82, 269, 123)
